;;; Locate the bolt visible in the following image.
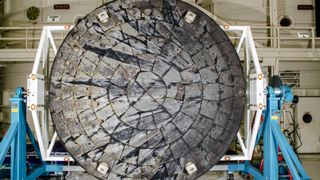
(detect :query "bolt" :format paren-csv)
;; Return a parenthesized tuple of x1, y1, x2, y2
(185, 162, 197, 175)
(184, 11, 197, 23)
(97, 11, 109, 23)
(97, 162, 109, 175)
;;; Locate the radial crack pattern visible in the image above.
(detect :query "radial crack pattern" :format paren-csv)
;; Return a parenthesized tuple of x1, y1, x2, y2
(49, 0, 246, 179)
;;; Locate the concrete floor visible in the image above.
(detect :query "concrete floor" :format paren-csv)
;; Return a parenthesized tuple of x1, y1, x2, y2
(300, 154, 320, 180)
(199, 171, 245, 180)
(199, 154, 320, 180)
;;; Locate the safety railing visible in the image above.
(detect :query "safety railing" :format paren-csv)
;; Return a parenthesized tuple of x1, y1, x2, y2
(1, 26, 320, 49)
(0, 26, 69, 49)
(225, 26, 320, 49)
(251, 26, 320, 49)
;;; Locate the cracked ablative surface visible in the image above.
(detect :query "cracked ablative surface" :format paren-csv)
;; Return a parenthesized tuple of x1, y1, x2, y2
(49, 0, 245, 179)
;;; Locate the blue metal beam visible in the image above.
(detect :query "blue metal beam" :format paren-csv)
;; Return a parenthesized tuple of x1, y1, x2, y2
(0, 87, 64, 180)
(26, 165, 46, 180)
(26, 164, 63, 180)
(228, 163, 245, 172)
(244, 164, 264, 180)
(263, 95, 279, 180)
(0, 121, 18, 166)
(45, 164, 63, 172)
(228, 163, 264, 179)
(272, 121, 311, 180)
(10, 90, 27, 180)
(26, 122, 43, 162)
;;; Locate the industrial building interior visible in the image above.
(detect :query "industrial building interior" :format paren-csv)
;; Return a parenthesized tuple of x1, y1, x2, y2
(0, 0, 319, 179)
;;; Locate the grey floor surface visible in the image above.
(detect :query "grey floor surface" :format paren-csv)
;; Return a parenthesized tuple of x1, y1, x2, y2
(199, 154, 320, 180)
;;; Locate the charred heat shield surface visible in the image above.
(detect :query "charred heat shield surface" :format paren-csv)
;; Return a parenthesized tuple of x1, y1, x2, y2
(49, 0, 245, 179)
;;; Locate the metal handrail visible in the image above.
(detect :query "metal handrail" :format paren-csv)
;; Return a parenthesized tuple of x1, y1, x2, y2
(0, 26, 68, 49)
(250, 26, 320, 48)
(227, 26, 320, 48)
(0, 26, 320, 49)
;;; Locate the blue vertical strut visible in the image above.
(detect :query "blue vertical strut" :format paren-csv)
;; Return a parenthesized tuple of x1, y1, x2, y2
(10, 87, 27, 179)
(0, 87, 63, 179)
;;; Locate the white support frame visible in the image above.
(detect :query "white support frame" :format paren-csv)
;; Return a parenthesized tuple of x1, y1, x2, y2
(220, 25, 265, 161)
(28, 25, 265, 163)
(28, 26, 75, 162)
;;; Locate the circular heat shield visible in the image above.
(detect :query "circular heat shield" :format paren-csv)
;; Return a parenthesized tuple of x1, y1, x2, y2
(49, 0, 245, 179)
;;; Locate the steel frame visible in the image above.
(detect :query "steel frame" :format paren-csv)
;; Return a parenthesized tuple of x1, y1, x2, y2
(28, 25, 265, 163)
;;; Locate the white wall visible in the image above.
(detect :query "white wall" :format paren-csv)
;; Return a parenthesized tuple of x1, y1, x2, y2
(278, 0, 314, 26)
(279, 61, 320, 90)
(213, 0, 315, 26)
(0, 62, 56, 138)
(2, 0, 102, 26)
(2, 63, 32, 90)
(1, 0, 317, 27)
(213, 0, 268, 26)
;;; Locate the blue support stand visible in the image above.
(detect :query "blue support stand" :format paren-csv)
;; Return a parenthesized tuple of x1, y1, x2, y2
(0, 87, 63, 179)
(228, 77, 311, 180)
